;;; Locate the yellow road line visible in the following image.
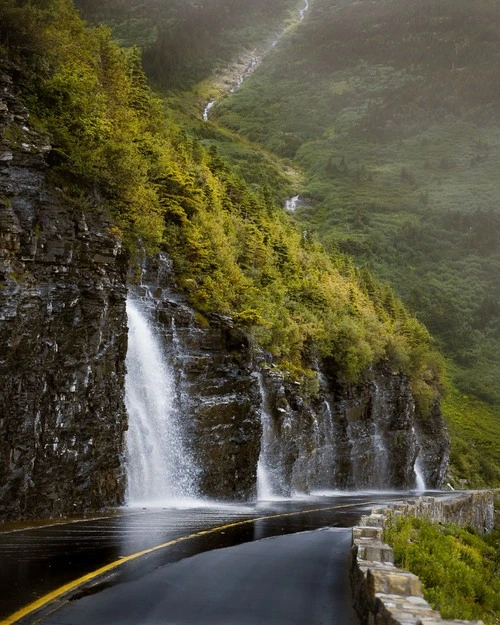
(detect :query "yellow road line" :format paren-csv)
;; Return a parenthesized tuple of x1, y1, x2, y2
(0, 501, 376, 625)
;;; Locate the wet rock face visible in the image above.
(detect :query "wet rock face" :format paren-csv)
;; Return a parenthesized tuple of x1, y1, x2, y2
(135, 288, 262, 501)
(259, 368, 449, 493)
(0, 63, 129, 520)
(136, 257, 449, 500)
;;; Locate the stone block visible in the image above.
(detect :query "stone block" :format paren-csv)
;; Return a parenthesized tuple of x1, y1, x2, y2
(368, 568, 423, 597)
(357, 540, 394, 563)
(353, 526, 384, 540)
(360, 513, 386, 527)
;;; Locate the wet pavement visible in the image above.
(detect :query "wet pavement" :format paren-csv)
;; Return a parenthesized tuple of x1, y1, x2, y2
(0, 492, 421, 625)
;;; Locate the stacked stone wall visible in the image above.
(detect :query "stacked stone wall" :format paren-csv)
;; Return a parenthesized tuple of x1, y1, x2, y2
(351, 491, 494, 625)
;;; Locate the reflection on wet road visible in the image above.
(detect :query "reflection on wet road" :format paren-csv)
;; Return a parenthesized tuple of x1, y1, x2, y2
(0, 493, 419, 624)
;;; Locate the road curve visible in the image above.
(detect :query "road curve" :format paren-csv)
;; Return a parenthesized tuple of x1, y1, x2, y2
(0, 494, 422, 624)
(39, 528, 359, 625)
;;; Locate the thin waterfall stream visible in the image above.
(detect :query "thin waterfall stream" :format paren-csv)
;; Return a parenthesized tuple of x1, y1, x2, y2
(412, 427, 427, 491)
(256, 372, 287, 500)
(125, 297, 199, 506)
(203, 0, 311, 121)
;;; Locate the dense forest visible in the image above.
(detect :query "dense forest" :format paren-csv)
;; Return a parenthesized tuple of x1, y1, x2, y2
(72, 0, 500, 487)
(0, 0, 443, 408)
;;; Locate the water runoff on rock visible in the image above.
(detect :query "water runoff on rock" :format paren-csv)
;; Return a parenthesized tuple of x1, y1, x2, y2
(412, 427, 427, 491)
(125, 297, 199, 506)
(256, 372, 288, 500)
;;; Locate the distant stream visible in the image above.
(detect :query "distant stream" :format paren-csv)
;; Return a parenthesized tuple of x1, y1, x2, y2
(203, 0, 311, 121)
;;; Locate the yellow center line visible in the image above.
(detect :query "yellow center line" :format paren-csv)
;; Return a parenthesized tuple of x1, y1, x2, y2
(0, 501, 378, 625)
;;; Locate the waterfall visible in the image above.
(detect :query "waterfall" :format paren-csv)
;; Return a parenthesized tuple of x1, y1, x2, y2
(412, 427, 427, 491)
(299, 0, 310, 21)
(370, 383, 389, 485)
(256, 372, 287, 499)
(125, 297, 198, 506)
(285, 195, 300, 212)
(203, 0, 311, 121)
(203, 100, 216, 122)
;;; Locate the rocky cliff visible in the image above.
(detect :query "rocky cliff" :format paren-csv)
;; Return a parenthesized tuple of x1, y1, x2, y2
(0, 59, 449, 521)
(133, 258, 449, 501)
(0, 62, 129, 520)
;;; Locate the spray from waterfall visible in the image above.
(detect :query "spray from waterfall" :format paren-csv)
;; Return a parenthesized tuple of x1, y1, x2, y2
(412, 427, 427, 491)
(256, 372, 288, 500)
(125, 297, 198, 506)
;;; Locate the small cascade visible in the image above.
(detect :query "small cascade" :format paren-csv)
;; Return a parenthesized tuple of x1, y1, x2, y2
(370, 383, 389, 485)
(299, 0, 310, 21)
(412, 427, 427, 491)
(125, 297, 199, 505)
(203, 0, 311, 121)
(285, 195, 300, 212)
(256, 372, 287, 499)
(312, 373, 338, 488)
(203, 100, 216, 122)
(230, 57, 258, 93)
(372, 424, 389, 481)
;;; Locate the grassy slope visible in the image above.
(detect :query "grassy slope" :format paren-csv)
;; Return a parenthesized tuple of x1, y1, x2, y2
(206, 0, 500, 485)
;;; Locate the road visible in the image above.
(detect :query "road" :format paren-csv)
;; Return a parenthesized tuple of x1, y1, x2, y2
(0, 493, 416, 625)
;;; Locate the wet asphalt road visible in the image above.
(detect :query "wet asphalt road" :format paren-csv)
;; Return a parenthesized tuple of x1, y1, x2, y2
(0, 493, 419, 625)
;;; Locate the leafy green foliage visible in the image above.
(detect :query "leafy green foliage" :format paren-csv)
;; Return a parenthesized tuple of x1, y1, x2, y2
(209, 0, 500, 444)
(385, 517, 500, 624)
(0, 0, 444, 396)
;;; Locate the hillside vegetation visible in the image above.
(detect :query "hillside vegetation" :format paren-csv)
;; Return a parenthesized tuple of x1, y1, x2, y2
(386, 517, 500, 625)
(0, 0, 444, 406)
(213, 0, 500, 402)
(197, 0, 500, 485)
(75, 0, 296, 88)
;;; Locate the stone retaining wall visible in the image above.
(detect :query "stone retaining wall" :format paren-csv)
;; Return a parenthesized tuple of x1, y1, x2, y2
(350, 491, 494, 625)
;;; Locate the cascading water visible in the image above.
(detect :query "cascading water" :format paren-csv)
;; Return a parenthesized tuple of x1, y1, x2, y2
(371, 383, 390, 485)
(256, 372, 287, 500)
(285, 195, 300, 212)
(125, 297, 198, 506)
(412, 427, 427, 491)
(299, 0, 310, 21)
(203, 0, 311, 121)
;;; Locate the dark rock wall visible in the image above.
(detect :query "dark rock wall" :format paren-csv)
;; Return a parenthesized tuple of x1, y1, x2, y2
(136, 260, 449, 501)
(258, 368, 449, 495)
(0, 64, 129, 520)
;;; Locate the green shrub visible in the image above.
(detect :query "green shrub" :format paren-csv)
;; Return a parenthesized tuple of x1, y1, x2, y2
(385, 517, 500, 624)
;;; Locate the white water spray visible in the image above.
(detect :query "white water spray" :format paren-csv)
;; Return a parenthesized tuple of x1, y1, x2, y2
(125, 298, 198, 506)
(299, 0, 310, 21)
(412, 427, 427, 491)
(256, 372, 287, 500)
(285, 195, 300, 212)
